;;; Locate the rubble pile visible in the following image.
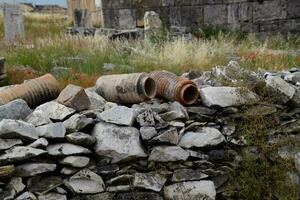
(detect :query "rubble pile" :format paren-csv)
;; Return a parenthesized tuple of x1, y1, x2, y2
(0, 61, 300, 200)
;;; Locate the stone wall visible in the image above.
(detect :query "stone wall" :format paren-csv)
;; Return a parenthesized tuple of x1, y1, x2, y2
(100, 0, 300, 33)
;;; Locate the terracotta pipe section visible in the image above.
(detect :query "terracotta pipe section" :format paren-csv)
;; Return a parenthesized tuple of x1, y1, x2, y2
(0, 74, 61, 107)
(96, 73, 157, 104)
(150, 71, 199, 105)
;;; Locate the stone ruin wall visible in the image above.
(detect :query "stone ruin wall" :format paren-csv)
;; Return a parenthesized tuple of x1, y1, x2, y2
(100, 0, 300, 33)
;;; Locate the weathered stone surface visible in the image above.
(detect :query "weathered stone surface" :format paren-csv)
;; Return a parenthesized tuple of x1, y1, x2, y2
(266, 76, 295, 104)
(47, 143, 91, 156)
(60, 156, 90, 168)
(116, 192, 163, 200)
(15, 192, 37, 200)
(140, 126, 158, 141)
(200, 87, 258, 107)
(137, 109, 155, 127)
(35, 101, 76, 121)
(149, 146, 189, 162)
(0, 165, 15, 179)
(172, 169, 209, 182)
(71, 193, 115, 200)
(295, 153, 300, 174)
(15, 163, 56, 177)
(0, 138, 22, 151)
(26, 110, 51, 127)
(60, 167, 79, 175)
(179, 127, 225, 148)
(85, 89, 106, 111)
(150, 127, 179, 145)
(66, 132, 96, 147)
(0, 147, 46, 165)
(133, 173, 167, 192)
(28, 138, 48, 148)
(28, 176, 63, 195)
(64, 169, 105, 194)
(99, 106, 137, 126)
(0, 189, 16, 200)
(7, 177, 25, 194)
(92, 122, 147, 163)
(63, 114, 93, 133)
(57, 84, 91, 111)
(38, 192, 67, 200)
(163, 181, 216, 200)
(0, 99, 32, 121)
(36, 123, 66, 139)
(0, 119, 38, 141)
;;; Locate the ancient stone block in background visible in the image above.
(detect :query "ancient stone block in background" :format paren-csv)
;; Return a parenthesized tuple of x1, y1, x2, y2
(253, 0, 286, 22)
(181, 6, 203, 27)
(162, 0, 174, 7)
(118, 9, 136, 29)
(3, 3, 25, 42)
(191, 0, 222, 5)
(287, 0, 300, 19)
(204, 4, 227, 26)
(169, 6, 181, 26)
(239, 2, 253, 23)
(174, 0, 191, 6)
(102, 9, 119, 28)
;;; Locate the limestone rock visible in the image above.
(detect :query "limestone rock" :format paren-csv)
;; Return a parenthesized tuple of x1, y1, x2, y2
(57, 84, 91, 111)
(0, 119, 38, 141)
(66, 132, 96, 147)
(295, 153, 300, 174)
(150, 127, 179, 145)
(0, 139, 22, 151)
(26, 110, 51, 127)
(47, 143, 91, 156)
(15, 163, 57, 177)
(0, 99, 32, 121)
(64, 169, 105, 194)
(28, 176, 63, 195)
(200, 86, 258, 107)
(35, 101, 76, 121)
(179, 127, 225, 148)
(133, 173, 167, 192)
(60, 156, 90, 168)
(63, 114, 93, 133)
(136, 109, 155, 127)
(28, 138, 49, 148)
(7, 177, 25, 194)
(0, 165, 15, 179)
(0, 147, 46, 165)
(92, 122, 147, 163)
(60, 167, 79, 175)
(85, 89, 106, 111)
(144, 11, 162, 32)
(70, 193, 115, 200)
(99, 106, 137, 126)
(149, 146, 189, 162)
(36, 123, 66, 139)
(15, 192, 37, 200)
(163, 181, 216, 200)
(116, 192, 163, 200)
(140, 126, 158, 141)
(38, 192, 67, 200)
(172, 169, 209, 182)
(266, 76, 295, 104)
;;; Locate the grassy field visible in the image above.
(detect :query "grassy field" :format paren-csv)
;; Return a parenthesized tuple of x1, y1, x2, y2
(0, 12, 300, 87)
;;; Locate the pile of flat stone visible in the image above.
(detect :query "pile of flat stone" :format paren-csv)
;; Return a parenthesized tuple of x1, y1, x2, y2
(0, 61, 299, 200)
(0, 58, 6, 83)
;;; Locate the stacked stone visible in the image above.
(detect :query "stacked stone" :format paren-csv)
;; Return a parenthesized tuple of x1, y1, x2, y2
(0, 61, 299, 199)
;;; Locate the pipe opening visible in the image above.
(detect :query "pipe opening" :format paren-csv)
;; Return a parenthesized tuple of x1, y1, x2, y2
(181, 84, 199, 105)
(143, 77, 157, 99)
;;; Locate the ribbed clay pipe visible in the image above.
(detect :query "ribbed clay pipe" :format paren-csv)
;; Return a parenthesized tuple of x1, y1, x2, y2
(150, 71, 199, 105)
(0, 74, 61, 107)
(96, 73, 157, 104)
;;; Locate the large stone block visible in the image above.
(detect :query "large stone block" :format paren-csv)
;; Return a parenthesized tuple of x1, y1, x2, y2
(191, 0, 222, 5)
(102, 0, 132, 9)
(253, 0, 287, 22)
(162, 0, 174, 6)
(169, 6, 182, 25)
(174, 0, 191, 6)
(118, 9, 136, 29)
(287, 0, 300, 19)
(239, 2, 253, 23)
(102, 9, 119, 28)
(181, 6, 204, 27)
(204, 4, 227, 26)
